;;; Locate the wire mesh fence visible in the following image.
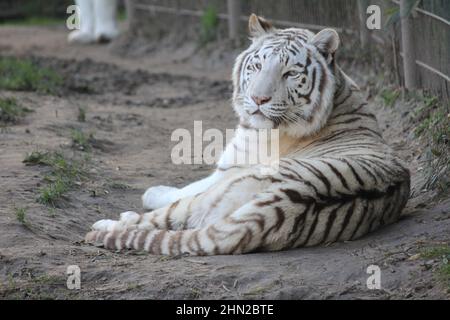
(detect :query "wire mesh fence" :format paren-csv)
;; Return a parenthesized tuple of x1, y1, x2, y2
(130, 0, 449, 102)
(400, 0, 449, 101)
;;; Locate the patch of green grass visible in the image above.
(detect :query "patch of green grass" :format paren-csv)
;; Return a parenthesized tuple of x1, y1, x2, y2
(108, 182, 131, 190)
(0, 274, 17, 293)
(23, 150, 49, 165)
(420, 245, 450, 290)
(14, 207, 27, 225)
(423, 96, 439, 109)
(189, 287, 202, 299)
(23, 151, 87, 206)
(440, 264, 450, 291)
(0, 57, 62, 94)
(38, 179, 70, 206)
(32, 274, 64, 285)
(199, 5, 219, 45)
(0, 273, 75, 300)
(412, 94, 449, 194)
(414, 103, 448, 141)
(77, 107, 86, 122)
(421, 246, 450, 259)
(48, 207, 56, 218)
(126, 282, 143, 291)
(0, 97, 32, 124)
(413, 94, 440, 133)
(118, 9, 127, 22)
(242, 285, 271, 296)
(71, 129, 94, 151)
(380, 88, 400, 108)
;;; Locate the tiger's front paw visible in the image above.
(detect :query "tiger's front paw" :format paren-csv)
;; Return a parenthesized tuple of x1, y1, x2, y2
(91, 211, 140, 232)
(142, 186, 180, 210)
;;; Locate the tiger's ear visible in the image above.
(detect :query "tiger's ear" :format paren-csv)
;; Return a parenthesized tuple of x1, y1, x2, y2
(248, 14, 274, 38)
(310, 28, 340, 54)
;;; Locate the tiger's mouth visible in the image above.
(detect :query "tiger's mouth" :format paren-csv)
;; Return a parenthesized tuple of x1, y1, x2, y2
(249, 108, 264, 116)
(246, 104, 272, 118)
(248, 109, 273, 123)
(246, 111, 276, 130)
(250, 107, 281, 124)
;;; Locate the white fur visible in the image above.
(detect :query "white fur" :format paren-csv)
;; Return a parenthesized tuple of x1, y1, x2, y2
(142, 186, 180, 210)
(94, 0, 119, 41)
(68, 0, 119, 44)
(232, 27, 337, 138)
(86, 19, 410, 256)
(142, 171, 224, 210)
(92, 211, 140, 231)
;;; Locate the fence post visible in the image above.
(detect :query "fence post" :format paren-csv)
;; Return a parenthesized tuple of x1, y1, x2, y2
(125, 0, 135, 31)
(357, 0, 370, 51)
(400, 0, 417, 89)
(227, 0, 241, 45)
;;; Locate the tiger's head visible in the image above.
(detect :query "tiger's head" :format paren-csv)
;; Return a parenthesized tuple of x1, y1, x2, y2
(233, 14, 340, 138)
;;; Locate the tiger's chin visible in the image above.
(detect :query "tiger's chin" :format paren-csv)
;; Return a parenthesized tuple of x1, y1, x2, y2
(246, 114, 275, 129)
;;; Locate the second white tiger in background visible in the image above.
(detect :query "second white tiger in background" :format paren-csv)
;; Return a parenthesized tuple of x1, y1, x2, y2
(68, 0, 119, 44)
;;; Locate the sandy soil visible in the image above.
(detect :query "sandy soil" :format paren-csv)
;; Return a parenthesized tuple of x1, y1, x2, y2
(0, 25, 449, 300)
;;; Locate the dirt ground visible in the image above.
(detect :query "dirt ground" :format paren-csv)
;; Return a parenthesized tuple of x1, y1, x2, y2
(0, 25, 449, 300)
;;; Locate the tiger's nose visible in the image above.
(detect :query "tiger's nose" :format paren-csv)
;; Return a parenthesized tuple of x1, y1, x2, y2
(252, 96, 272, 106)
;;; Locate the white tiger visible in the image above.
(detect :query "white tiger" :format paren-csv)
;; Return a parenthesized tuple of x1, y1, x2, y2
(85, 15, 410, 255)
(68, 0, 119, 44)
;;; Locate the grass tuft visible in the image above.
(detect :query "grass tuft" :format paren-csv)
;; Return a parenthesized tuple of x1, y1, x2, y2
(108, 182, 131, 190)
(23, 151, 87, 206)
(38, 179, 70, 206)
(71, 129, 94, 151)
(421, 246, 450, 259)
(0, 57, 62, 94)
(77, 107, 86, 122)
(380, 88, 401, 108)
(14, 207, 27, 225)
(412, 93, 449, 194)
(420, 245, 450, 290)
(0, 97, 32, 124)
(199, 6, 219, 45)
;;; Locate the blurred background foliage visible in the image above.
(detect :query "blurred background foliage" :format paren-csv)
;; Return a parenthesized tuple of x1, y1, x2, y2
(0, 0, 72, 23)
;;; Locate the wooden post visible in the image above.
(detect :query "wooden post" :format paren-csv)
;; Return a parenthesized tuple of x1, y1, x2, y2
(227, 0, 241, 45)
(125, 0, 135, 31)
(357, 0, 370, 51)
(400, 0, 417, 89)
